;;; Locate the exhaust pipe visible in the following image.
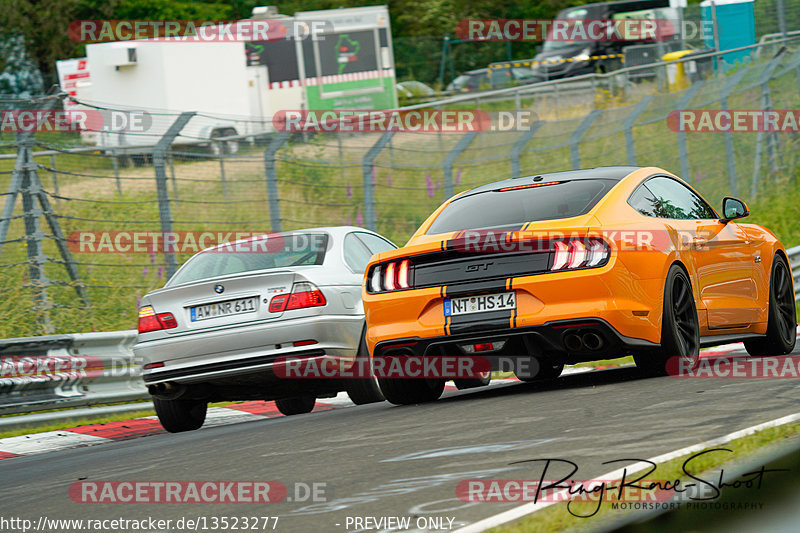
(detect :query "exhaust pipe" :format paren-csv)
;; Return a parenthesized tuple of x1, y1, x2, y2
(147, 381, 186, 400)
(582, 332, 604, 351)
(563, 333, 583, 352)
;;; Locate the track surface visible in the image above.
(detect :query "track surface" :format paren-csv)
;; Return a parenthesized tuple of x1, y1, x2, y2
(1, 342, 799, 533)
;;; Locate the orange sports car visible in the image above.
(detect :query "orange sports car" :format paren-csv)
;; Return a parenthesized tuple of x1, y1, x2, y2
(362, 166, 797, 404)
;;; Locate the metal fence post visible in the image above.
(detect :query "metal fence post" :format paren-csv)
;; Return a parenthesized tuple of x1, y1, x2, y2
(153, 112, 195, 279)
(624, 95, 654, 166)
(674, 81, 706, 182)
(511, 121, 543, 179)
(362, 131, 395, 231)
(751, 56, 784, 197)
(719, 69, 748, 196)
(777, 0, 787, 39)
(443, 131, 479, 199)
(219, 156, 228, 202)
(0, 146, 26, 257)
(49, 153, 60, 199)
(111, 149, 121, 194)
(19, 137, 53, 333)
(169, 153, 178, 200)
(569, 110, 603, 169)
(264, 132, 289, 233)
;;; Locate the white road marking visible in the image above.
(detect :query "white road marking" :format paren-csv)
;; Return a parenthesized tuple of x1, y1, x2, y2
(0, 431, 110, 455)
(452, 411, 800, 532)
(202, 407, 267, 427)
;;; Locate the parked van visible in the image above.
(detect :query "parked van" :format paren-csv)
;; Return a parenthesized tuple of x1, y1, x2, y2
(530, 0, 680, 81)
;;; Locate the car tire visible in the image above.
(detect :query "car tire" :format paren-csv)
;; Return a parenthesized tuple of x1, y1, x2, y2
(514, 358, 564, 382)
(744, 255, 797, 356)
(153, 397, 207, 433)
(454, 372, 492, 390)
(634, 265, 700, 376)
(378, 377, 445, 405)
(345, 330, 385, 405)
(275, 395, 316, 416)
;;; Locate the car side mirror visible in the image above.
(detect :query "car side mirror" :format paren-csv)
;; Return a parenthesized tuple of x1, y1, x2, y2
(720, 196, 749, 223)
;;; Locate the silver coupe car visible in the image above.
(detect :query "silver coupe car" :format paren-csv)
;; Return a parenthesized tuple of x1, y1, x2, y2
(134, 226, 397, 432)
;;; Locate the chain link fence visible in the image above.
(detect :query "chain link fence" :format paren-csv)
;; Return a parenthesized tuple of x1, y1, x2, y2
(1, 37, 800, 338)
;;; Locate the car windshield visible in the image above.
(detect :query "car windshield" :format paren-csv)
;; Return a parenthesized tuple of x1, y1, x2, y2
(425, 179, 616, 234)
(168, 233, 329, 285)
(542, 8, 588, 51)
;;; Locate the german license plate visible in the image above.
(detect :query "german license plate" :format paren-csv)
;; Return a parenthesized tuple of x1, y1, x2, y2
(443, 292, 516, 317)
(190, 297, 258, 321)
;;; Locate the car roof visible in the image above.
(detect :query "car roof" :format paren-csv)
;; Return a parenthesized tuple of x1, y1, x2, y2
(457, 166, 640, 199)
(199, 226, 379, 254)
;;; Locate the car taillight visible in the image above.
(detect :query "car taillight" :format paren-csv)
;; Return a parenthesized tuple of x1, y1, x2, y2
(269, 294, 289, 312)
(552, 241, 570, 270)
(269, 282, 326, 312)
(369, 265, 382, 293)
(397, 259, 410, 289)
(550, 238, 609, 271)
(384, 262, 397, 291)
(368, 259, 414, 293)
(138, 306, 178, 333)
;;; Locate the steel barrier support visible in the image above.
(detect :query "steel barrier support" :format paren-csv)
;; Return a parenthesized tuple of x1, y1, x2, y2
(362, 131, 395, 231)
(624, 95, 654, 166)
(569, 110, 603, 169)
(153, 112, 195, 279)
(264, 132, 289, 233)
(719, 69, 748, 197)
(443, 131, 479, 199)
(675, 81, 706, 183)
(511, 121, 543, 179)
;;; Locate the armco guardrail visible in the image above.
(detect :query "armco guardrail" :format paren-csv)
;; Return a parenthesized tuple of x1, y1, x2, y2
(788, 244, 800, 302)
(0, 330, 146, 416)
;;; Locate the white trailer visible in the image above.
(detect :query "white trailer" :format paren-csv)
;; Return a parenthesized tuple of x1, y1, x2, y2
(62, 5, 396, 152)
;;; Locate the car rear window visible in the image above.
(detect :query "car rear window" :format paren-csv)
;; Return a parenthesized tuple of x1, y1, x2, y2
(168, 233, 328, 285)
(425, 179, 616, 234)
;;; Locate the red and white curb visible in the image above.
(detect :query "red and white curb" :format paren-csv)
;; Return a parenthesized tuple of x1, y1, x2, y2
(0, 380, 517, 460)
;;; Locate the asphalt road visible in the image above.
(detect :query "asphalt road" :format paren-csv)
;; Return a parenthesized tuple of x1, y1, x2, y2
(1, 343, 799, 533)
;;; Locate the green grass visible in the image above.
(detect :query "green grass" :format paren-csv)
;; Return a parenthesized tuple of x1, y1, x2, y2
(488, 422, 800, 533)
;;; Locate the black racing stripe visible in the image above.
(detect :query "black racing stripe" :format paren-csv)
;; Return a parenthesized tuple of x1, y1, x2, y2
(509, 278, 514, 290)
